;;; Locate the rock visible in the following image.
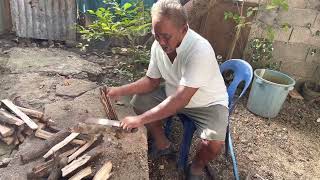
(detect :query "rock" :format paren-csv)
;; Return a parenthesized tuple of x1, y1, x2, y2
(6, 47, 102, 77)
(41, 41, 48, 47)
(56, 79, 97, 97)
(159, 165, 164, 170)
(65, 40, 77, 48)
(317, 118, 320, 123)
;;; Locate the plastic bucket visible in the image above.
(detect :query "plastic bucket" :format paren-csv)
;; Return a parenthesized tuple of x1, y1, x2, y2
(247, 69, 296, 118)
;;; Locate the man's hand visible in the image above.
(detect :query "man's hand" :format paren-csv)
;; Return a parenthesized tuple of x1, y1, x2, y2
(103, 86, 122, 101)
(120, 116, 143, 131)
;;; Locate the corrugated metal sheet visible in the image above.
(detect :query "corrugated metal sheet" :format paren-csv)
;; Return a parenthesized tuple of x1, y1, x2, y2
(10, 0, 76, 41)
(0, 0, 12, 34)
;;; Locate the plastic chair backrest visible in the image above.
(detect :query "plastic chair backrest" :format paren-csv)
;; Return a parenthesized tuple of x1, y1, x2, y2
(219, 59, 253, 112)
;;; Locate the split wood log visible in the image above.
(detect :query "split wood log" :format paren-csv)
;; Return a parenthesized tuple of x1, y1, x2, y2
(93, 161, 112, 180)
(0, 136, 14, 145)
(68, 135, 98, 163)
(35, 129, 86, 146)
(14, 136, 20, 145)
(21, 129, 70, 164)
(16, 106, 44, 120)
(35, 129, 54, 140)
(43, 132, 80, 158)
(29, 147, 79, 179)
(1, 99, 38, 130)
(0, 109, 24, 126)
(100, 87, 118, 120)
(69, 166, 92, 180)
(0, 124, 14, 137)
(62, 147, 104, 177)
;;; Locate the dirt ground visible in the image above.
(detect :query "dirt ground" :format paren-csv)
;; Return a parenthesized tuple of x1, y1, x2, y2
(0, 34, 319, 180)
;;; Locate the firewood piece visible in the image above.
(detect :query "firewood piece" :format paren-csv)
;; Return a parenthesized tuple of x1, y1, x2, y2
(17, 125, 25, 143)
(100, 87, 118, 120)
(0, 124, 14, 137)
(1, 99, 38, 130)
(62, 147, 103, 177)
(93, 161, 112, 180)
(71, 139, 86, 146)
(0, 109, 24, 126)
(16, 106, 44, 120)
(43, 132, 80, 158)
(69, 166, 92, 180)
(21, 130, 70, 164)
(30, 147, 79, 178)
(0, 136, 14, 145)
(68, 135, 98, 163)
(35, 129, 86, 145)
(35, 129, 54, 139)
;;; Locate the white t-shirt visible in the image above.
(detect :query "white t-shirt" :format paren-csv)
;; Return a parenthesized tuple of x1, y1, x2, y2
(146, 29, 228, 108)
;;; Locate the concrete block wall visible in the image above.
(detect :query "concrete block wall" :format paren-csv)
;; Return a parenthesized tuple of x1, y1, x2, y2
(246, 0, 320, 84)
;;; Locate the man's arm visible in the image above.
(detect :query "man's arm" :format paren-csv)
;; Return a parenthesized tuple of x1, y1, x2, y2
(120, 85, 198, 129)
(107, 76, 161, 97)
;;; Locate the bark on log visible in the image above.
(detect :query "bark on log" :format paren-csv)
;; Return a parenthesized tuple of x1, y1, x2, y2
(20, 129, 70, 164)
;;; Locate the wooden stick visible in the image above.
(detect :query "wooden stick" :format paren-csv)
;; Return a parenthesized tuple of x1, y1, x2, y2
(93, 161, 112, 180)
(21, 129, 70, 164)
(43, 132, 80, 158)
(68, 135, 98, 163)
(1, 99, 38, 130)
(35, 129, 86, 146)
(0, 136, 14, 145)
(35, 129, 54, 139)
(16, 106, 44, 120)
(100, 87, 118, 120)
(0, 124, 14, 137)
(62, 147, 103, 177)
(69, 166, 92, 180)
(0, 109, 24, 126)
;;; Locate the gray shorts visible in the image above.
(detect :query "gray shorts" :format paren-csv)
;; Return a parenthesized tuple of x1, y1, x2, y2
(130, 86, 229, 141)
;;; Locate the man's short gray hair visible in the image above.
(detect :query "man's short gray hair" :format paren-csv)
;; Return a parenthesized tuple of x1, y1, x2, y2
(151, 0, 188, 27)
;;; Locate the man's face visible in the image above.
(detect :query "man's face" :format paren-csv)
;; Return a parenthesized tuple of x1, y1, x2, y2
(152, 16, 187, 54)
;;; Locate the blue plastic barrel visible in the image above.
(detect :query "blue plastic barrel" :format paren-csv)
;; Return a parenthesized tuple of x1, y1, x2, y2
(247, 69, 295, 118)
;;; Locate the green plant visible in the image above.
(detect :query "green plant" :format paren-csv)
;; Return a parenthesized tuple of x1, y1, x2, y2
(224, 0, 289, 69)
(77, 0, 152, 77)
(78, 0, 151, 47)
(247, 38, 281, 70)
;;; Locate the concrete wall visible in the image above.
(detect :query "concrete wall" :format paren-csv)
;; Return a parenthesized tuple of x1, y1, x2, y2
(247, 0, 320, 85)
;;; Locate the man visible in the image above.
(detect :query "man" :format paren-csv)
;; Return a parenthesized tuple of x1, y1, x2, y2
(106, 0, 229, 179)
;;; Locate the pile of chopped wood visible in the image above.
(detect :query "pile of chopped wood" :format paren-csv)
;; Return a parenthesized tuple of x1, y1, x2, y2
(0, 88, 117, 179)
(0, 99, 56, 145)
(23, 129, 112, 180)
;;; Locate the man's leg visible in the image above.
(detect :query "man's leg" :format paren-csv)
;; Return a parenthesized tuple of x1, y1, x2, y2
(190, 140, 224, 175)
(134, 107, 170, 150)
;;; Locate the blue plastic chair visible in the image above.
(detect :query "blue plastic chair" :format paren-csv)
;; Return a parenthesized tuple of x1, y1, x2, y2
(165, 59, 253, 180)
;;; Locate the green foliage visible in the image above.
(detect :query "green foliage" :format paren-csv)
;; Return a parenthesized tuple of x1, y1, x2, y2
(265, 0, 289, 11)
(77, 0, 151, 48)
(247, 38, 281, 70)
